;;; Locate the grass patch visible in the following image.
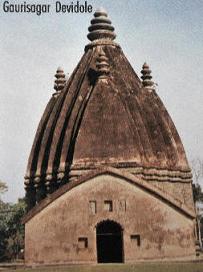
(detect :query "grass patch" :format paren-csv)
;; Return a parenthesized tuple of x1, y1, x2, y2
(5, 262, 203, 272)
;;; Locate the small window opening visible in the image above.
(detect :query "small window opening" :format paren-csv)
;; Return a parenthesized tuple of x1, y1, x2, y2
(78, 237, 88, 249)
(104, 200, 113, 211)
(131, 234, 141, 246)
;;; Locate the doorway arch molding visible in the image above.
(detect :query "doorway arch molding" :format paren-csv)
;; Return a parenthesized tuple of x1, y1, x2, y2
(95, 219, 124, 230)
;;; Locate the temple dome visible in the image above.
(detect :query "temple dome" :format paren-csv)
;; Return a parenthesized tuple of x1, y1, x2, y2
(25, 10, 191, 205)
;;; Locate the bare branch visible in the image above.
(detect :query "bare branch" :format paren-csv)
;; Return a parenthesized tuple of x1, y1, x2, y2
(191, 158, 203, 184)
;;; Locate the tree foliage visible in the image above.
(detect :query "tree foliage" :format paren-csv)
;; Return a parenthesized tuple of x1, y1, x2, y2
(0, 180, 8, 196)
(0, 194, 26, 261)
(0, 200, 10, 261)
(192, 183, 203, 203)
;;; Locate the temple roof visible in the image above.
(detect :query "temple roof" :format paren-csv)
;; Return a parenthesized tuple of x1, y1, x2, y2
(25, 9, 191, 188)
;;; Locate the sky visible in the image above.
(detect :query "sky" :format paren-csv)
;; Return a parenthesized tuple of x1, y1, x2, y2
(0, 0, 203, 203)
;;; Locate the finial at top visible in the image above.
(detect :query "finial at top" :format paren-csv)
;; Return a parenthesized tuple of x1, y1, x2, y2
(53, 67, 66, 96)
(87, 8, 116, 41)
(141, 62, 154, 89)
(95, 7, 107, 16)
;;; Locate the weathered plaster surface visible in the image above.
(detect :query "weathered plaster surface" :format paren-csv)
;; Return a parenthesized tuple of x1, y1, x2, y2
(25, 174, 195, 265)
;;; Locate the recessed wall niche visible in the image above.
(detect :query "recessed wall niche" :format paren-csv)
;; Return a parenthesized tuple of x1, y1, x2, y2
(104, 200, 113, 212)
(78, 237, 88, 249)
(131, 234, 141, 247)
(89, 200, 97, 214)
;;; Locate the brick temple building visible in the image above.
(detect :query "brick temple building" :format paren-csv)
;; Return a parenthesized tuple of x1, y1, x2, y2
(23, 8, 196, 265)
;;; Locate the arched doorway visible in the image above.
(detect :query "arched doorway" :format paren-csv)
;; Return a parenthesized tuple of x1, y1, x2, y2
(96, 220, 124, 263)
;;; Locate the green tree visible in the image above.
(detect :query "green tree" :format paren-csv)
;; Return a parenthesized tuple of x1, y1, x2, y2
(0, 180, 9, 261)
(192, 183, 203, 203)
(0, 180, 8, 195)
(0, 201, 10, 261)
(0, 181, 26, 261)
(6, 198, 26, 260)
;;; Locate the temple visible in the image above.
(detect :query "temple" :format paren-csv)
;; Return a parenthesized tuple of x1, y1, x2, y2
(23, 8, 196, 265)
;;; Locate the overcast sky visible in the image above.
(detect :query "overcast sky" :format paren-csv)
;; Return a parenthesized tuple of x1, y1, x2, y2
(0, 0, 203, 203)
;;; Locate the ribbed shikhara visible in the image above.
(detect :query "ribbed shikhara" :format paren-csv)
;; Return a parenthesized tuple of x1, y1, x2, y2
(24, 8, 192, 211)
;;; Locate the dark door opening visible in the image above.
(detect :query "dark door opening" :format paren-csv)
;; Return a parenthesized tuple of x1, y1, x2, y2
(96, 220, 124, 263)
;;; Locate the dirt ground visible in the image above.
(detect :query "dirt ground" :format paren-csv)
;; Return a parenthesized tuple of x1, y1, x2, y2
(1, 261, 203, 272)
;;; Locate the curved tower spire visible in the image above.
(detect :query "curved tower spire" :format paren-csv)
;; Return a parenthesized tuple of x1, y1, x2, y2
(25, 8, 192, 213)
